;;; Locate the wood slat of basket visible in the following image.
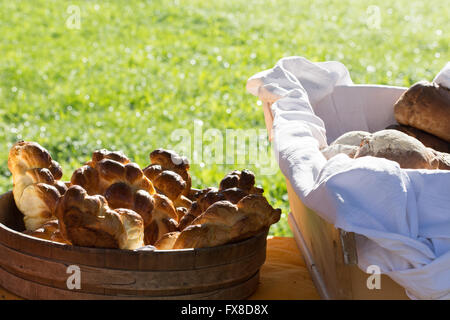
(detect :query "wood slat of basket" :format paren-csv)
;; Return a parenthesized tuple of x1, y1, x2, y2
(0, 241, 265, 296)
(0, 266, 260, 300)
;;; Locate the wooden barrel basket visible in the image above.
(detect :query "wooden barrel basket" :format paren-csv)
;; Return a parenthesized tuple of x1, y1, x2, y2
(0, 191, 268, 300)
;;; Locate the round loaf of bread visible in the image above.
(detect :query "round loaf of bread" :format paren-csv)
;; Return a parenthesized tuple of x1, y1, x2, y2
(321, 131, 370, 160)
(386, 124, 450, 153)
(394, 81, 450, 142)
(354, 129, 439, 169)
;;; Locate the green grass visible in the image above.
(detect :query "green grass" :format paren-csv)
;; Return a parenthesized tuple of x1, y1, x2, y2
(0, 0, 448, 237)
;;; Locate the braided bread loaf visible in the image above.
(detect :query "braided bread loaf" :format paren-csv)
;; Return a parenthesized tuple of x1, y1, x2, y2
(143, 149, 192, 208)
(178, 170, 263, 230)
(219, 169, 264, 194)
(155, 194, 281, 249)
(8, 141, 68, 230)
(70, 149, 177, 245)
(55, 186, 144, 249)
(71, 149, 156, 196)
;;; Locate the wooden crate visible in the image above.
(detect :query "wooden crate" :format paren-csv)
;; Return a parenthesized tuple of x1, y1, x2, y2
(286, 179, 408, 300)
(0, 191, 267, 300)
(260, 84, 410, 299)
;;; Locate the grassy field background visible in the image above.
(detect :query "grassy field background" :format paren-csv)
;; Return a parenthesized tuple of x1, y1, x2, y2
(0, 0, 448, 236)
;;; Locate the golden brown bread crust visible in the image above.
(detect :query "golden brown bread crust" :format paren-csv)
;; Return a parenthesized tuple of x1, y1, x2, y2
(104, 183, 155, 226)
(175, 207, 188, 221)
(173, 195, 192, 209)
(71, 165, 100, 194)
(23, 219, 70, 244)
(152, 170, 186, 200)
(143, 150, 193, 236)
(150, 149, 190, 173)
(9, 141, 54, 174)
(142, 164, 162, 181)
(9, 144, 282, 250)
(96, 160, 156, 195)
(48, 160, 63, 180)
(156, 194, 281, 249)
(394, 81, 450, 142)
(89, 149, 130, 167)
(221, 188, 249, 204)
(19, 183, 62, 228)
(386, 124, 450, 153)
(71, 150, 156, 196)
(186, 188, 201, 201)
(70, 150, 184, 245)
(154, 231, 181, 250)
(144, 193, 178, 245)
(146, 149, 191, 196)
(219, 169, 264, 194)
(192, 195, 281, 236)
(55, 185, 144, 249)
(143, 164, 189, 204)
(178, 202, 201, 231)
(8, 141, 67, 230)
(177, 171, 263, 231)
(177, 188, 224, 231)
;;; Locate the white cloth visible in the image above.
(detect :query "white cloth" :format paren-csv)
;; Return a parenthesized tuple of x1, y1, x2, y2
(247, 56, 450, 300)
(434, 62, 450, 88)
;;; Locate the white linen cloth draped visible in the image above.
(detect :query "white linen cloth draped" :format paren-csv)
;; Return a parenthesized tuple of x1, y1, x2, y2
(247, 57, 450, 299)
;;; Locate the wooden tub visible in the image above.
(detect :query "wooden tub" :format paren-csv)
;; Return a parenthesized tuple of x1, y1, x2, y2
(0, 191, 267, 300)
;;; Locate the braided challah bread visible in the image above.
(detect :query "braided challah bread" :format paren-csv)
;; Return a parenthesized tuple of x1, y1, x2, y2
(178, 187, 248, 230)
(143, 193, 178, 245)
(143, 149, 192, 208)
(71, 149, 156, 196)
(219, 169, 264, 194)
(178, 169, 263, 230)
(70, 149, 177, 245)
(55, 185, 144, 249)
(155, 194, 281, 249)
(8, 141, 68, 230)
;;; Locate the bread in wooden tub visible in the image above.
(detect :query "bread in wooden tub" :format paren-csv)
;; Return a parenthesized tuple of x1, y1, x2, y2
(7, 142, 282, 251)
(8, 141, 68, 231)
(155, 194, 281, 249)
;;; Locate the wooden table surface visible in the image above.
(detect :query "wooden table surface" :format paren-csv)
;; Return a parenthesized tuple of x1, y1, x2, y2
(0, 236, 320, 300)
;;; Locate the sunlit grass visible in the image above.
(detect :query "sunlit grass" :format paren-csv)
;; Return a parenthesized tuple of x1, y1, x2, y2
(0, 0, 448, 237)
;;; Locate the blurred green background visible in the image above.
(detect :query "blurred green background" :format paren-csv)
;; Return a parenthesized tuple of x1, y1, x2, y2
(0, 0, 448, 236)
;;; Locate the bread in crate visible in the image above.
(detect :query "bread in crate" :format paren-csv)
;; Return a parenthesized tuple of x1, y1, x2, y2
(247, 55, 450, 299)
